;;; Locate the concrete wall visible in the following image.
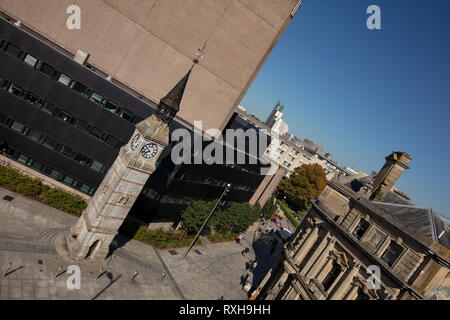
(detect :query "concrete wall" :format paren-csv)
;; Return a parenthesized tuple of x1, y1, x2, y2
(0, 0, 299, 131)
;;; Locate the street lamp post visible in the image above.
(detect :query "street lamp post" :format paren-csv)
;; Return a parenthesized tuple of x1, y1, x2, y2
(182, 183, 231, 258)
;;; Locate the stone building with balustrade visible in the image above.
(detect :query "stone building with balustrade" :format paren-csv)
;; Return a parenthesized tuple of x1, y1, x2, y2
(254, 152, 450, 300)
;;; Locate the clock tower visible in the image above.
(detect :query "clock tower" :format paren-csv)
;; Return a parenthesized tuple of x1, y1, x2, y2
(65, 69, 192, 261)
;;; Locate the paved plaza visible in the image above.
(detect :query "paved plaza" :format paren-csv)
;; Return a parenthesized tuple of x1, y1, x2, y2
(0, 188, 284, 300)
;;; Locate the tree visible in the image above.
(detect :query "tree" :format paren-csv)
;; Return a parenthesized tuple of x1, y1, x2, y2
(181, 200, 218, 233)
(261, 196, 277, 219)
(212, 202, 260, 233)
(278, 164, 326, 209)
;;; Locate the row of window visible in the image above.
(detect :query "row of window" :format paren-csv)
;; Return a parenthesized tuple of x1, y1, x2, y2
(175, 171, 256, 192)
(0, 76, 124, 149)
(0, 112, 107, 174)
(1, 40, 144, 125)
(0, 144, 96, 196)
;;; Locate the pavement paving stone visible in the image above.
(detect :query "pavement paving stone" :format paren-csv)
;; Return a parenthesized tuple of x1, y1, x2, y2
(0, 187, 286, 300)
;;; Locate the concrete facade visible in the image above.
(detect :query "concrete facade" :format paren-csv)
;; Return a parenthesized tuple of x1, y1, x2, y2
(0, 0, 301, 132)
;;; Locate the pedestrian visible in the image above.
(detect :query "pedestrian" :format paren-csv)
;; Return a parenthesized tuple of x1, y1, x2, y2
(237, 234, 243, 244)
(252, 261, 258, 271)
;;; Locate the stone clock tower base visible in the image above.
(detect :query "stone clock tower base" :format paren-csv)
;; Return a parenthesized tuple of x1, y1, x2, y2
(66, 116, 166, 260)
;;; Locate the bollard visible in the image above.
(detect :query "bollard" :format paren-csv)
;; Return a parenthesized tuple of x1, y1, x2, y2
(96, 268, 104, 280)
(2, 263, 12, 279)
(160, 272, 166, 281)
(55, 266, 62, 279)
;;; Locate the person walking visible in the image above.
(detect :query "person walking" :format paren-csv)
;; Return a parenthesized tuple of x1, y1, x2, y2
(251, 261, 258, 272)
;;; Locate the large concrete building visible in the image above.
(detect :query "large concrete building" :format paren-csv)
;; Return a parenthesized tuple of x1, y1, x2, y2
(0, 1, 300, 227)
(0, 0, 302, 132)
(253, 152, 450, 300)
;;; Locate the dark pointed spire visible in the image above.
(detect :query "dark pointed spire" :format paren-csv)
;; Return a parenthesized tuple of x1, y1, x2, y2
(160, 69, 192, 112)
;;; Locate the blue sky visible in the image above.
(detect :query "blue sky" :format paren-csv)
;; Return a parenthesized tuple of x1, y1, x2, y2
(241, 0, 450, 217)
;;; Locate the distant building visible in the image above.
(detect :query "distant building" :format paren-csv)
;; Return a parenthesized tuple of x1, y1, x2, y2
(303, 139, 323, 155)
(253, 152, 450, 300)
(265, 101, 285, 127)
(237, 105, 247, 112)
(265, 101, 289, 136)
(235, 108, 348, 180)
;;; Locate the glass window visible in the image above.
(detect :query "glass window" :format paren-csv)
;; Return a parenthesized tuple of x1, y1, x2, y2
(57, 73, 72, 86)
(24, 92, 41, 105)
(49, 169, 61, 180)
(56, 110, 74, 123)
(381, 241, 404, 267)
(60, 145, 74, 157)
(353, 219, 370, 240)
(40, 63, 56, 77)
(42, 102, 57, 115)
(43, 137, 58, 150)
(25, 129, 43, 142)
(74, 118, 89, 131)
(31, 160, 44, 171)
(5, 43, 21, 58)
(11, 121, 25, 133)
(90, 92, 104, 104)
(8, 83, 24, 97)
(120, 109, 133, 121)
(23, 54, 38, 67)
(80, 184, 91, 193)
(105, 135, 119, 148)
(104, 100, 119, 113)
(72, 82, 88, 95)
(90, 160, 104, 173)
(63, 175, 75, 185)
(74, 153, 88, 165)
(18, 154, 29, 164)
(90, 127, 103, 139)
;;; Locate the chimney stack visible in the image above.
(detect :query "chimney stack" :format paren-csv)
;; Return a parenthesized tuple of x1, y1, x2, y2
(370, 152, 411, 202)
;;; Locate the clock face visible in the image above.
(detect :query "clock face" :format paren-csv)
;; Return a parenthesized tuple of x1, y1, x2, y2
(141, 143, 158, 159)
(131, 134, 140, 151)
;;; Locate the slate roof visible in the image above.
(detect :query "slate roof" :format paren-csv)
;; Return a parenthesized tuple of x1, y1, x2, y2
(336, 174, 450, 250)
(373, 202, 450, 249)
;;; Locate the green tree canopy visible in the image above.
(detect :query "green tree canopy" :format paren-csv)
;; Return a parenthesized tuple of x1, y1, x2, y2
(180, 200, 218, 233)
(181, 200, 261, 234)
(261, 196, 277, 219)
(279, 164, 326, 209)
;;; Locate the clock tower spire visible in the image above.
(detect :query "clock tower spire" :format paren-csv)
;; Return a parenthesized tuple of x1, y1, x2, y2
(63, 69, 192, 261)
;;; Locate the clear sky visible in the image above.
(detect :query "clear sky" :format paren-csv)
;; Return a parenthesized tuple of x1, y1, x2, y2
(241, 0, 450, 217)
